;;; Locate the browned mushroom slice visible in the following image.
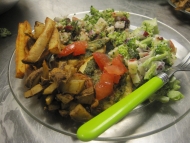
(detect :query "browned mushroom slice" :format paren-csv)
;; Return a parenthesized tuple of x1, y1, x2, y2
(50, 68, 67, 84)
(41, 60, 50, 85)
(76, 87, 95, 104)
(70, 104, 93, 122)
(25, 67, 43, 88)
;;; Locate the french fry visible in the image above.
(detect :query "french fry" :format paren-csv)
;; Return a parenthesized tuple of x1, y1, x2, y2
(15, 21, 32, 78)
(48, 27, 61, 54)
(22, 17, 55, 64)
(34, 21, 45, 39)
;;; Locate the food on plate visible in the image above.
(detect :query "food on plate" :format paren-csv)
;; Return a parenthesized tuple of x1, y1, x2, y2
(15, 6, 184, 122)
(15, 21, 32, 78)
(170, 0, 190, 12)
(22, 17, 55, 64)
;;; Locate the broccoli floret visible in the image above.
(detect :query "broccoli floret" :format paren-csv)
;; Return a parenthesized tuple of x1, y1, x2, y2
(142, 51, 168, 69)
(153, 38, 176, 66)
(0, 28, 11, 38)
(117, 45, 128, 57)
(138, 37, 153, 50)
(108, 31, 128, 47)
(87, 37, 109, 52)
(90, 5, 100, 16)
(84, 6, 115, 26)
(126, 38, 139, 59)
(141, 18, 159, 36)
(144, 61, 157, 80)
(129, 27, 146, 40)
(108, 39, 139, 60)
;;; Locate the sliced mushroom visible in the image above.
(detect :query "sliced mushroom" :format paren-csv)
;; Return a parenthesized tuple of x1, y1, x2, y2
(76, 87, 95, 104)
(25, 67, 43, 88)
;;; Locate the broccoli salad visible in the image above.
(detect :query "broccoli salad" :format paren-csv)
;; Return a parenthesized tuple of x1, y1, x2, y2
(54, 6, 183, 106)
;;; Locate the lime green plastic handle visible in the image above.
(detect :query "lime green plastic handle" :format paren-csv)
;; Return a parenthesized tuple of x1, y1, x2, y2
(77, 76, 165, 141)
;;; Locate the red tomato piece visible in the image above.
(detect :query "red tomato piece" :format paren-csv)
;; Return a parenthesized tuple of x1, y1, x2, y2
(112, 55, 127, 74)
(92, 52, 111, 71)
(58, 41, 88, 57)
(113, 74, 121, 84)
(104, 65, 124, 75)
(73, 41, 88, 56)
(58, 43, 75, 57)
(95, 72, 114, 100)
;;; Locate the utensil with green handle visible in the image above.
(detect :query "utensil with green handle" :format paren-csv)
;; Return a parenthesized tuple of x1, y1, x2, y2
(77, 52, 190, 141)
(77, 73, 168, 141)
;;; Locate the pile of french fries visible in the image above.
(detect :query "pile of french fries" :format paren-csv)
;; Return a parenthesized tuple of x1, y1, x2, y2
(15, 17, 62, 78)
(171, 0, 190, 12)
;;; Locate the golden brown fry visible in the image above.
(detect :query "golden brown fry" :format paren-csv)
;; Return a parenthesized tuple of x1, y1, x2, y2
(22, 17, 55, 64)
(34, 21, 45, 39)
(48, 27, 61, 54)
(15, 21, 32, 78)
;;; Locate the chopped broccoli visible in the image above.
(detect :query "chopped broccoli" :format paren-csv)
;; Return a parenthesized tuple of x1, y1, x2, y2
(0, 28, 11, 38)
(117, 45, 128, 57)
(130, 27, 146, 40)
(126, 38, 139, 59)
(144, 61, 157, 80)
(141, 18, 159, 36)
(153, 38, 176, 65)
(87, 37, 109, 52)
(108, 31, 128, 47)
(84, 6, 115, 26)
(138, 37, 153, 50)
(142, 51, 168, 69)
(108, 38, 139, 59)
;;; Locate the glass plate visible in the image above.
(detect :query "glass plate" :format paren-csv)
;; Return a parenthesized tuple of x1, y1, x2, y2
(8, 11, 190, 141)
(168, 0, 190, 15)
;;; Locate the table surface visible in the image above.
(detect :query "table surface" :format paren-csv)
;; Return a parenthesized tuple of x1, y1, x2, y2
(1, 0, 190, 143)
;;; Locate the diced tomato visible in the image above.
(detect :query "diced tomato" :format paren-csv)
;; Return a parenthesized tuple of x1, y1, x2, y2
(73, 41, 88, 56)
(92, 52, 111, 71)
(58, 43, 75, 57)
(93, 54, 127, 100)
(95, 72, 114, 100)
(111, 55, 127, 74)
(58, 41, 88, 57)
(113, 74, 121, 84)
(104, 65, 124, 75)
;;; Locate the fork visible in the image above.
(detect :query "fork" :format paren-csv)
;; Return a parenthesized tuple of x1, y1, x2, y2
(77, 52, 190, 141)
